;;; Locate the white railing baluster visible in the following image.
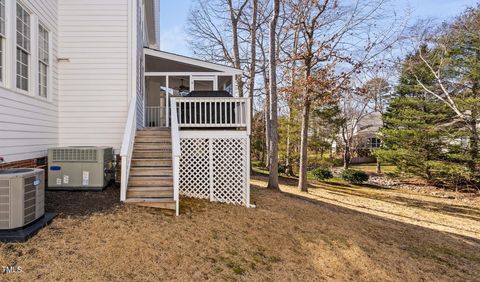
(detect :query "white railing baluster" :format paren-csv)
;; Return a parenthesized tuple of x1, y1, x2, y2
(172, 97, 248, 129)
(230, 101, 234, 125)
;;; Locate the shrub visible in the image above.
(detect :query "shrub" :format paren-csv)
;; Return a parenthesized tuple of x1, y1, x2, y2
(278, 164, 286, 174)
(312, 168, 333, 180)
(341, 169, 369, 184)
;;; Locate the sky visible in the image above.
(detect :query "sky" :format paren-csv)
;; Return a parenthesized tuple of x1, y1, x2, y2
(160, 0, 478, 57)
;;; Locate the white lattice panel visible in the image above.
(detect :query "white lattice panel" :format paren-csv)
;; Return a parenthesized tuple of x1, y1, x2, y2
(179, 137, 249, 206)
(212, 139, 248, 205)
(179, 139, 210, 199)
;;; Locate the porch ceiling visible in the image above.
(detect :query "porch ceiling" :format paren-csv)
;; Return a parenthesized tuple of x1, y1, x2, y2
(144, 48, 242, 75)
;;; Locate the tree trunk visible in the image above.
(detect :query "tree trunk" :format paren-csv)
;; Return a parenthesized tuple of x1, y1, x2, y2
(468, 118, 479, 176)
(227, 0, 247, 97)
(247, 0, 258, 103)
(343, 145, 351, 169)
(267, 0, 280, 190)
(231, 21, 243, 96)
(376, 159, 382, 174)
(298, 99, 311, 192)
(285, 109, 294, 176)
(263, 71, 270, 168)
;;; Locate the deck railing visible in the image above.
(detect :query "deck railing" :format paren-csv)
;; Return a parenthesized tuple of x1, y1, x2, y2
(173, 97, 250, 131)
(170, 97, 181, 216)
(120, 98, 137, 202)
(145, 106, 166, 127)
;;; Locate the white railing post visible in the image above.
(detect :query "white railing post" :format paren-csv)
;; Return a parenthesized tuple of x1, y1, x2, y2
(166, 89, 170, 127)
(170, 97, 181, 216)
(246, 98, 251, 136)
(120, 98, 137, 202)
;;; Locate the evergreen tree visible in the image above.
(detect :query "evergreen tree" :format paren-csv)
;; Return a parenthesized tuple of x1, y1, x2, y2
(375, 51, 471, 186)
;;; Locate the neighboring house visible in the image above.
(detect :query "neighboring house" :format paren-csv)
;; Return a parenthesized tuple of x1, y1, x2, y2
(0, 0, 251, 216)
(333, 112, 382, 163)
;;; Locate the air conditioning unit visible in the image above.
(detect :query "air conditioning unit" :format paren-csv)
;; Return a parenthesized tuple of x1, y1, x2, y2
(0, 169, 45, 230)
(48, 146, 114, 191)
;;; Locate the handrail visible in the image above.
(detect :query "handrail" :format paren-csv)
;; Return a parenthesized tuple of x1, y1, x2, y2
(170, 97, 181, 216)
(120, 98, 137, 201)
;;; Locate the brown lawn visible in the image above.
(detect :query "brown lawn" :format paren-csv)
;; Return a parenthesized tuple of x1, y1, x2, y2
(1, 175, 479, 281)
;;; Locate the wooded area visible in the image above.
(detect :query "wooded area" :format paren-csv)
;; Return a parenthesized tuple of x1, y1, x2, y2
(187, 0, 480, 192)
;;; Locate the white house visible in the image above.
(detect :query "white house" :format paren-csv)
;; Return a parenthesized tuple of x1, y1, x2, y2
(0, 0, 251, 216)
(333, 111, 382, 163)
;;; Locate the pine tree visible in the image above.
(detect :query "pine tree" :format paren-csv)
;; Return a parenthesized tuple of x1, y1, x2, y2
(375, 51, 469, 186)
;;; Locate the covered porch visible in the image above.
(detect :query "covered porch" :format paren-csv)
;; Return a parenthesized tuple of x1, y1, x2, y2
(143, 49, 245, 128)
(120, 49, 251, 215)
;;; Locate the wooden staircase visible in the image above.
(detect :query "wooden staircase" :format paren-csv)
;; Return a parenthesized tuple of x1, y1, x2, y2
(125, 128, 176, 210)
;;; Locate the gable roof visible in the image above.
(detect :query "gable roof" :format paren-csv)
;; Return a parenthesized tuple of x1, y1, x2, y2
(144, 48, 243, 74)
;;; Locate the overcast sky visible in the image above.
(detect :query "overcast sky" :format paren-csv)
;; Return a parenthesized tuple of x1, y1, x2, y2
(160, 0, 478, 57)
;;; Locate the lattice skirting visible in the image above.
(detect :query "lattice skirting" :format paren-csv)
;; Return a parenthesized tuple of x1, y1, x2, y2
(179, 137, 249, 206)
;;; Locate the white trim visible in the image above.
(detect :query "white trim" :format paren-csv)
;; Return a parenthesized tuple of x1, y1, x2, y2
(179, 131, 249, 139)
(209, 139, 214, 201)
(191, 75, 217, 91)
(30, 14, 38, 97)
(127, 0, 137, 105)
(6, 0, 14, 89)
(15, 1, 32, 93)
(144, 48, 242, 74)
(146, 72, 230, 76)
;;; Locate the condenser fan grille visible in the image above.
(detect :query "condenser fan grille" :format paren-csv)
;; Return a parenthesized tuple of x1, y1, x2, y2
(52, 148, 98, 162)
(23, 176, 36, 224)
(0, 180, 10, 229)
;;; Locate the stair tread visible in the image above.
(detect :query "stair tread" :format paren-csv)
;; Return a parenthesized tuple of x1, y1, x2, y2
(130, 167, 172, 169)
(131, 165, 172, 168)
(128, 186, 173, 190)
(130, 168, 173, 171)
(125, 198, 175, 203)
(129, 175, 172, 178)
(131, 158, 171, 160)
(133, 147, 172, 153)
(128, 178, 173, 186)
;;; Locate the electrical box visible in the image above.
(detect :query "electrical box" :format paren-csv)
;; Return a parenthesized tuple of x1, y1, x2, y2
(48, 147, 114, 190)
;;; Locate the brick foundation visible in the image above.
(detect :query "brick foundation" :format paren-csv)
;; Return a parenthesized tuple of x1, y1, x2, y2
(0, 157, 49, 180)
(0, 157, 47, 170)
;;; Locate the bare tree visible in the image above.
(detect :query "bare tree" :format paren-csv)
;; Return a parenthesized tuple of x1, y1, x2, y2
(267, 0, 280, 190)
(339, 83, 372, 169)
(227, 0, 249, 96)
(362, 75, 391, 173)
(247, 0, 259, 104)
(281, 0, 403, 191)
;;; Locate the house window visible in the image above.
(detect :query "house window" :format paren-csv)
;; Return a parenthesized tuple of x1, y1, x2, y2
(16, 3, 30, 91)
(0, 0, 5, 83)
(38, 24, 49, 98)
(368, 138, 381, 148)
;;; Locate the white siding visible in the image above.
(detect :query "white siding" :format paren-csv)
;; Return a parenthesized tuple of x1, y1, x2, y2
(0, 0, 59, 163)
(58, 0, 130, 151)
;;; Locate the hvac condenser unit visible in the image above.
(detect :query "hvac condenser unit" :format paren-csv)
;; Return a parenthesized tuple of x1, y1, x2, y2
(48, 146, 114, 190)
(0, 169, 45, 230)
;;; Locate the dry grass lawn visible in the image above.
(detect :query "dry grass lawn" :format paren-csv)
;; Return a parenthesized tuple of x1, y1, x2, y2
(1, 175, 480, 281)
